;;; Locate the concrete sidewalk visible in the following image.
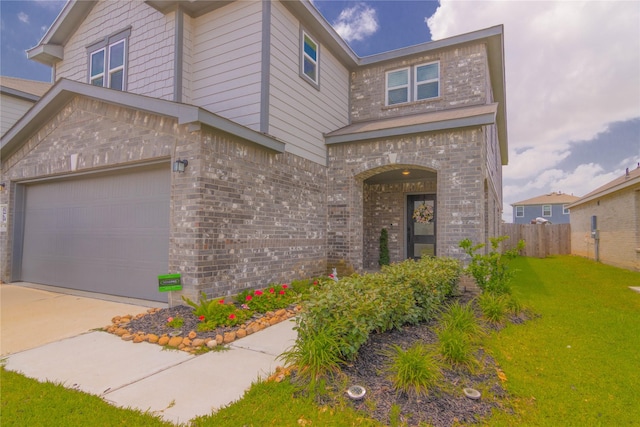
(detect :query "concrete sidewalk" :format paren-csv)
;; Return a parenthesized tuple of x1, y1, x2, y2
(1, 283, 298, 425)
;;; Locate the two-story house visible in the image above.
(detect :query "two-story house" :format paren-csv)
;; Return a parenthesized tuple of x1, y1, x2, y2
(0, 0, 508, 305)
(511, 191, 580, 224)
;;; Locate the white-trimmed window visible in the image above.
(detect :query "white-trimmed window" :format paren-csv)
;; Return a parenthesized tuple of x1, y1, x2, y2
(542, 205, 552, 217)
(563, 204, 570, 215)
(301, 30, 319, 87)
(386, 61, 440, 106)
(415, 62, 439, 100)
(515, 206, 524, 217)
(88, 28, 130, 91)
(386, 68, 409, 105)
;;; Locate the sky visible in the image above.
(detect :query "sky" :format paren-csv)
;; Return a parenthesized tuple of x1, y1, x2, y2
(1, 0, 639, 222)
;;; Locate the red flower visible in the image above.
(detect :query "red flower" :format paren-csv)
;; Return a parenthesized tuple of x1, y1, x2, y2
(279, 290, 285, 295)
(255, 290, 263, 296)
(229, 313, 236, 320)
(219, 299, 225, 304)
(269, 288, 275, 293)
(198, 315, 205, 322)
(282, 284, 288, 289)
(167, 317, 174, 322)
(313, 281, 318, 286)
(245, 294, 253, 301)
(329, 274, 334, 278)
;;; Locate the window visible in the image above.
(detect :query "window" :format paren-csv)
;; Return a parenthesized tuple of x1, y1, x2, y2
(563, 204, 570, 215)
(542, 205, 552, 217)
(386, 68, 409, 105)
(301, 30, 319, 87)
(515, 206, 524, 217)
(88, 28, 130, 91)
(386, 61, 440, 106)
(415, 62, 439, 100)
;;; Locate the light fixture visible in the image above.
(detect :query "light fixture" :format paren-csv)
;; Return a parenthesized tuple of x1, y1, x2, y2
(173, 159, 188, 173)
(402, 169, 410, 176)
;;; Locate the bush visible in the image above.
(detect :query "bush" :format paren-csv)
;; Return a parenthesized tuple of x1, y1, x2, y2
(286, 257, 462, 375)
(182, 293, 253, 329)
(384, 343, 442, 397)
(379, 228, 390, 266)
(237, 283, 296, 313)
(280, 325, 345, 382)
(459, 236, 524, 295)
(478, 292, 510, 324)
(436, 327, 478, 371)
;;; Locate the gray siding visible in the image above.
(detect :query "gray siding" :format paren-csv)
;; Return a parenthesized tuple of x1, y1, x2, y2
(1, 95, 34, 136)
(268, 1, 349, 165)
(191, 1, 263, 131)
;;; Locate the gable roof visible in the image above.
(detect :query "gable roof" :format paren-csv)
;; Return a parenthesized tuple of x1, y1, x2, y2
(512, 192, 581, 206)
(0, 79, 285, 159)
(568, 166, 640, 208)
(0, 76, 52, 102)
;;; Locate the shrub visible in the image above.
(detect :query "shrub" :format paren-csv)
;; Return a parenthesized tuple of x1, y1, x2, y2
(182, 293, 253, 329)
(459, 236, 524, 295)
(237, 283, 296, 313)
(379, 228, 390, 266)
(438, 301, 484, 340)
(436, 327, 478, 371)
(287, 257, 462, 370)
(384, 343, 442, 397)
(478, 292, 510, 324)
(279, 324, 345, 382)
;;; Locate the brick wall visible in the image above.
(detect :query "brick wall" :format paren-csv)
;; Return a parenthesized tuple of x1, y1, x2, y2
(570, 186, 640, 271)
(328, 128, 489, 272)
(350, 43, 488, 122)
(170, 128, 328, 303)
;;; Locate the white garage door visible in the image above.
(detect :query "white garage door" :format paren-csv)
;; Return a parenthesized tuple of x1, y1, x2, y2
(18, 164, 170, 302)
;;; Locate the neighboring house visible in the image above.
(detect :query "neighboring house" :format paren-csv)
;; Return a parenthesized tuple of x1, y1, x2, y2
(0, 0, 508, 305)
(0, 77, 52, 136)
(511, 191, 580, 224)
(568, 165, 640, 271)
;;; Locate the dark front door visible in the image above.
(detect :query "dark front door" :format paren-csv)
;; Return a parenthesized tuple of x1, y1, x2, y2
(407, 194, 436, 259)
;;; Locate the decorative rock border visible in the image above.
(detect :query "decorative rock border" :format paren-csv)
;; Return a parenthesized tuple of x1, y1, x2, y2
(104, 306, 300, 354)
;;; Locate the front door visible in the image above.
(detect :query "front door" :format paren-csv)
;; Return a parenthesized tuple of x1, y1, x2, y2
(407, 194, 436, 259)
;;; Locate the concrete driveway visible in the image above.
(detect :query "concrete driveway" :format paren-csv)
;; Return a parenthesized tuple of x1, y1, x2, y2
(0, 283, 160, 356)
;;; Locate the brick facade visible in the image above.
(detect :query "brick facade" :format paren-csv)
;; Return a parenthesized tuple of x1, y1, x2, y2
(570, 187, 640, 271)
(327, 127, 493, 273)
(0, 97, 328, 304)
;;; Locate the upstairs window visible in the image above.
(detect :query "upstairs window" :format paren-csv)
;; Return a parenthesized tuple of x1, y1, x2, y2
(415, 62, 439, 100)
(542, 205, 552, 217)
(386, 68, 409, 105)
(386, 61, 440, 106)
(515, 206, 524, 217)
(563, 204, 570, 215)
(301, 30, 319, 87)
(88, 28, 130, 91)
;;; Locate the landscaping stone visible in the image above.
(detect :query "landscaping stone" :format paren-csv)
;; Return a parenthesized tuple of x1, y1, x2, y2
(167, 336, 183, 347)
(147, 334, 159, 343)
(236, 329, 247, 339)
(223, 331, 236, 344)
(188, 331, 197, 339)
(206, 339, 217, 349)
(158, 335, 170, 346)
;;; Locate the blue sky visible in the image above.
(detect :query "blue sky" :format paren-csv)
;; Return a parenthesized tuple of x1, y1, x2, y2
(1, 0, 639, 222)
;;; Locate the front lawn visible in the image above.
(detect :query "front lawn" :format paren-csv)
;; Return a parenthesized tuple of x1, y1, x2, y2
(483, 255, 640, 425)
(3, 255, 638, 426)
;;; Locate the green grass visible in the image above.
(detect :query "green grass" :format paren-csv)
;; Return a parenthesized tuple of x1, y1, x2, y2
(0, 367, 173, 427)
(190, 378, 380, 426)
(484, 255, 640, 426)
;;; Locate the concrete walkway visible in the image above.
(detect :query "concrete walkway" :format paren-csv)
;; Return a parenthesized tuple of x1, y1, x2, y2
(1, 283, 297, 425)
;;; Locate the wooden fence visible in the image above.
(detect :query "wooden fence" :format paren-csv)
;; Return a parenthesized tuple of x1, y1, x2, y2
(500, 223, 571, 258)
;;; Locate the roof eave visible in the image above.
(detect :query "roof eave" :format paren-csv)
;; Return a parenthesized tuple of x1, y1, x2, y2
(325, 110, 496, 145)
(567, 176, 640, 208)
(0, 79, 284, 160)
(0, 86, 41, 102)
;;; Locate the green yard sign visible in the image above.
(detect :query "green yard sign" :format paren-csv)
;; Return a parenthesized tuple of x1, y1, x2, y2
(158, 273, 182, 292)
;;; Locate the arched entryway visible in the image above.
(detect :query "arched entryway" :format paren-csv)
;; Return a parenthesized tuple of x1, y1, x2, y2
(360, 165, 438, 269)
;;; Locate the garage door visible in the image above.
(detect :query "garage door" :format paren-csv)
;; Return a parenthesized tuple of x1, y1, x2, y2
(18, 164, 170, 302)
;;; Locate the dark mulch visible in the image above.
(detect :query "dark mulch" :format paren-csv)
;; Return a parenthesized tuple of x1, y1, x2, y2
(314, 290, 524, 427)
(124, 304, 259, 340)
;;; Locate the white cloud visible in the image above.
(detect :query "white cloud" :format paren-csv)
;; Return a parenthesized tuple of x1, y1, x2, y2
(18, 12, 29, 24)
(427, 1, 640, 154)
(333, 3, 379, 42)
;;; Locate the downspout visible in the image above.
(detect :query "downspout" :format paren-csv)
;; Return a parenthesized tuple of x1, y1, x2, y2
(173, 7, 184, 103)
